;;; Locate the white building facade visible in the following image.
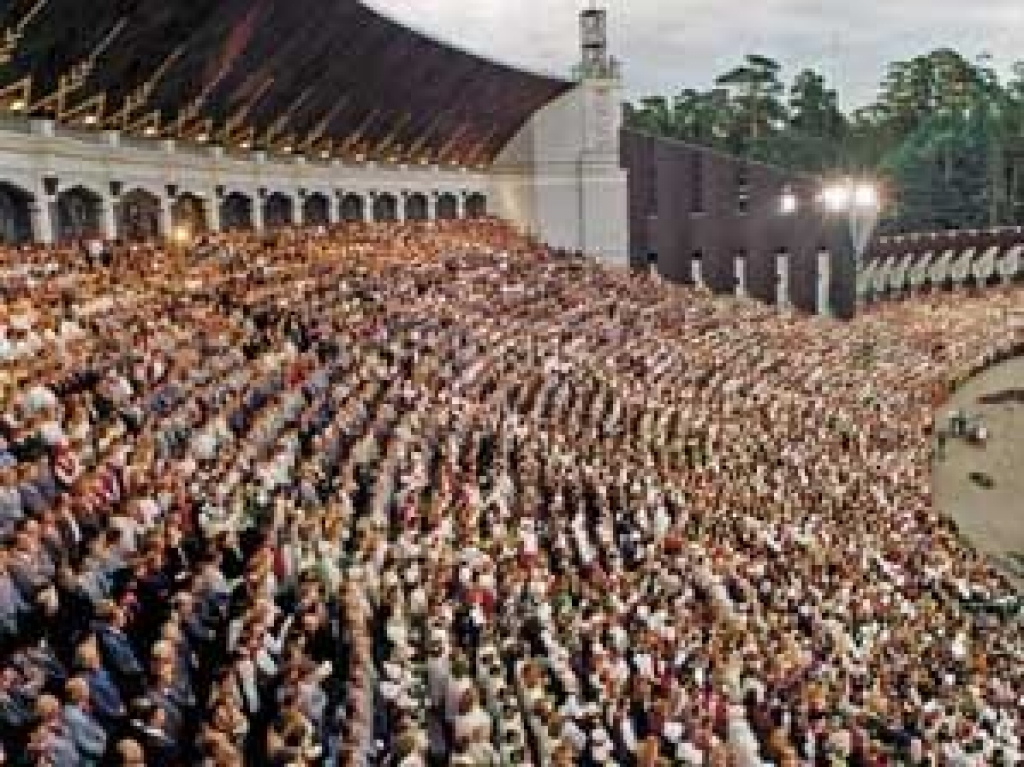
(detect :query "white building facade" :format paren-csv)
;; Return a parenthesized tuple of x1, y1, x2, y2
(0, 7, 631, 265)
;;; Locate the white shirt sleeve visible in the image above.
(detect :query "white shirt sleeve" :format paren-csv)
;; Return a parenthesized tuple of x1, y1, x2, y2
(621, 716, 638, 753)
(236, 659, 260, 713)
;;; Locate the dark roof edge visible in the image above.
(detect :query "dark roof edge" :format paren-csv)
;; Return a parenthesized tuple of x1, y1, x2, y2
(357, 0, 573, 88)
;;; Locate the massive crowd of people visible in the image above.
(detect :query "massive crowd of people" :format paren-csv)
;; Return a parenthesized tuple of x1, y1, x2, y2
(0, 219, 1021, 767)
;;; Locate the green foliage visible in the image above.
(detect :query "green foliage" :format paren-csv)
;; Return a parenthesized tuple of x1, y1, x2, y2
(624, 49, 1024, 233)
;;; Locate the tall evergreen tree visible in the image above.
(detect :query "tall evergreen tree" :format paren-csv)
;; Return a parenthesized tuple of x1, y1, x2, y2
(715, 55, 786, 145)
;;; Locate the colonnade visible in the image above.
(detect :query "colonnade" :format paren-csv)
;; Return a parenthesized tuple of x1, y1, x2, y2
(1, 179, 488, 244)
(0, 120, 490, 245)
(685, 249, 835, 316)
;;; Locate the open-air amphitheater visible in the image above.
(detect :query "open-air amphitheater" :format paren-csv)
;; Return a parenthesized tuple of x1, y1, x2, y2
(0, 1, 1022, 767)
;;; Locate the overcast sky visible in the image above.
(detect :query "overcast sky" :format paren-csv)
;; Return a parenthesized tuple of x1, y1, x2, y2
(368, 0, 1023, 108)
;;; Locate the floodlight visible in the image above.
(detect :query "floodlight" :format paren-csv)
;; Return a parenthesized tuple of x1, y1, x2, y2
(821, 183, 852, 212)
(780, 190, 798, 215)
(853, 183, 879, 209)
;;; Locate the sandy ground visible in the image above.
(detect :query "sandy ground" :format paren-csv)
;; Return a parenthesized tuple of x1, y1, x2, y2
(931, 357, 1024, 590)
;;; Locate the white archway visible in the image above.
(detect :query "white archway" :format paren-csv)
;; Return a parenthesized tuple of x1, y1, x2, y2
(56, 185, 104, 242)
(221, 191, 255, 231)
(118, 187, 162, 241)
(372, 192, 398, 222)
(264, 192, 295, 228)
(302, 192, 331, 226)
(405, 192, 429, 222)
(340, 193, 366, 223)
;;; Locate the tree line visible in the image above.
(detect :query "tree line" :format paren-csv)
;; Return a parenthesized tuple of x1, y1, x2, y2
(624, 50, 1024, 233)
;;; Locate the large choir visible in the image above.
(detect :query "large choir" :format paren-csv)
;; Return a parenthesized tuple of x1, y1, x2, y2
(0, 221, 1021, 767)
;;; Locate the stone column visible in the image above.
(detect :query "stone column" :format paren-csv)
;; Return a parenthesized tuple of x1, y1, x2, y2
(396, 193, 407, 223)
(30, 198, 55, 245)
(100, 196, 118, 241)
(427, 192, 437, 221)
(33, 176, 59, 244)
(206, 194, 221, 233)
(253, 194, 265, 232)
(455, 193, 466, 219)
(288, 195, 298, 227)
(329, 192, 341, 226)
(691, 255, 703, 287)
(776, 252, 790, 309)
(160, 195, 175, 238)
(734, 254, 746, 298)
(817, 250, 832, 317)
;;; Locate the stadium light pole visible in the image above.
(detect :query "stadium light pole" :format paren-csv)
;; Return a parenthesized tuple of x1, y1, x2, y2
(817, 177, 881, 318)
(776, 179, 880, 317)
(819, 178, 881, 261)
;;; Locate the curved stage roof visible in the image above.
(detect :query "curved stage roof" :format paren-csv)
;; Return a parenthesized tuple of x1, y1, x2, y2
(0, 0, 573, 166)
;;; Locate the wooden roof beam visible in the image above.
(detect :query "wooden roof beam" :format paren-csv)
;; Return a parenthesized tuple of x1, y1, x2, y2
(0, 0, 49, 65)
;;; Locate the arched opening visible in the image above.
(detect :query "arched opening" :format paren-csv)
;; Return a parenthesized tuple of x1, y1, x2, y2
(56, 186, 102, 242)
(340, 193, 365, 223)
(117, 188, 161, 242)
(405, 192, 429, 222)
(373, 193, 398, 223)
(436, 192, 458, 221)
(264, 192, 294, 228)
(0, 182, 34, 245)
(171, 193, 208, 237)
(220, 192, 253, 231)
(465, 192, 487, 218)
(302, 193, 331, 226)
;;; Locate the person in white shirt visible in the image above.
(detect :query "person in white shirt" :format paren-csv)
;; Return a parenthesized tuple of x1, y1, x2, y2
(453, 687, 491, 745)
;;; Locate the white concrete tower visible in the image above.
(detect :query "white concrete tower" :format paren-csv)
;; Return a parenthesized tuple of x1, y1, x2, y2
(490, 5, 629, 265)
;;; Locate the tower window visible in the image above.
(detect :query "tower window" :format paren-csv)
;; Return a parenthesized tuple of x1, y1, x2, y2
(736, 166, 750, 214)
